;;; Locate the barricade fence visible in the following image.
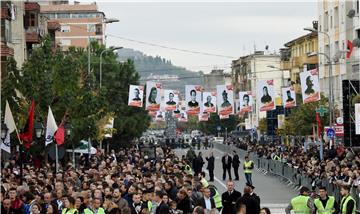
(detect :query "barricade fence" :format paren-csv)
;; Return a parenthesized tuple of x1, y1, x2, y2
(214, 142, 360, 211)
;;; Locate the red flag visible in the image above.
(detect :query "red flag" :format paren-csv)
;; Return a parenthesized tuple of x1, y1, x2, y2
(54, 121, 65, 146)
(347, 40, 353, 59)
(315, 112, 322, 138)
(19, 100, 35, 149)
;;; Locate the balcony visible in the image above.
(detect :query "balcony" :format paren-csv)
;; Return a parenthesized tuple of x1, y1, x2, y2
(291, 55, 318, 67)
(1, 5, 11, 20)
(47, 20, 60, 31)
(25, 2, 40, 11)
(0, 42, 14, 56)
(25, 26, 44, 43)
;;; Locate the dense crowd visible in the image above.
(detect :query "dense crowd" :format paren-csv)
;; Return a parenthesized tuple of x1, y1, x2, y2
(232, 138, 360, 190)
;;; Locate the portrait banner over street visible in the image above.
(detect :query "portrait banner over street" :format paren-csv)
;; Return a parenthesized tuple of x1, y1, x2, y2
(199, 112, 209, 122)
(239, 91, 253, 113)
(178, 111, 188, 122)
(257, 80, 275, 112)
(282, 86, 296, 108)
(128, 85, 144, 107)
(300, 69, 320, 103)
(185, 85, 203, 115)
(145, 81, 162, 111)
(155, 111, 165, 122)
(164, 89, 179, 111)
(216, 85, 234, 116)
(202, 91, 217, 113)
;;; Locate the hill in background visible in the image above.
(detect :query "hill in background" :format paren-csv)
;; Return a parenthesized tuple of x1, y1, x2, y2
(116, 48, 203, 93)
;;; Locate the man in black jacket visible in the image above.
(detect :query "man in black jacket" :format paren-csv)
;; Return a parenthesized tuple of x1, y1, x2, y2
(206, 152, 215, 181)
(197, 188, 215, 210)
(246, 183, 260, 205)
(221, 153, 232, 181)
(155, 191, 170, 214)
(236, 186, 260, 214)
(221, 181, 242, 214)
(232, 151, 240, 181)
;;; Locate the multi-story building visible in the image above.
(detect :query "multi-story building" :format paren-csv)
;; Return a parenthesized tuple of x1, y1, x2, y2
(318, 0, 360, 110)
(203, 69, 231, 92)
(351, 0, 360, 76)
(40, 1, 106, 50)
(281, 31, 318, 93)
(1, 1, 15, 74)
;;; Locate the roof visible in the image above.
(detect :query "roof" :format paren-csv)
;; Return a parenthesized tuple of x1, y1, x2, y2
(284, 32, 317, 47)
(40, 3, 100, 13)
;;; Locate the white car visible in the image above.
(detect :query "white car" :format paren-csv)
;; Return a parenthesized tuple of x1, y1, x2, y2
(212, 137, 224, 144)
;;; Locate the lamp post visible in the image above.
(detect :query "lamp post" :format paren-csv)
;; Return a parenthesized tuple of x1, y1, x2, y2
(64, 122, 73, 167)
(100, 46, 123, 88)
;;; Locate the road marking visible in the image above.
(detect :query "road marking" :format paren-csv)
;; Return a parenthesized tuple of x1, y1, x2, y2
(204, 170, 227, 189)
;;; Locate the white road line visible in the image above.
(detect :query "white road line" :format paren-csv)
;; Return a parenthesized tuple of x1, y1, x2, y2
(204, 170, 227, 189)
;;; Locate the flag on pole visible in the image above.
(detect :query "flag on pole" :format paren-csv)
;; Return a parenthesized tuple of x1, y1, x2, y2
(1, 101, 17, 153)
(19, 100, 35, 149)
(45, 106, 58, 146)
(347, 40, 353, 59)
(315, 112, 322, 138)
(54, 121, 65, 146)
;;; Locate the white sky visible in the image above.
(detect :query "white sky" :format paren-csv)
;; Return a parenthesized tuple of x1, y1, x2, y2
(96, 1, 318, 73)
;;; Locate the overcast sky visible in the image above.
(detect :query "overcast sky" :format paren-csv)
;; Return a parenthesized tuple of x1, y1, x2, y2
(97, 1, 317, 73)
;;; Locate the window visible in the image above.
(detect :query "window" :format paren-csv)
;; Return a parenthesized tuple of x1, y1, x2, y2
(335, 41, 339, 57)
(43, 13, 55, 19)
(324, 11, 329, 31)
(357, 0, 359, 14)
(60, 25, 70, 32)
(334, 7, 339, 28)
(60, 39, 71, 46)
(87, 24, 96, 32)
(57, 13, 70, 19)
(356, 29, 360, 39)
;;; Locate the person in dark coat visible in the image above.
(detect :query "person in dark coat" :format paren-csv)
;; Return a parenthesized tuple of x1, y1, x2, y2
(221, 181, 242, 214)
(197, 188, 215, 210)
(221, 153, 232, 180)
(236, 186, 260, 214)
(193, 152, 204, 176)
(155, 191, 170, 214)
(205, 152, 215, 182)
(232, 151, 240, 180)
(246, 183, 260, 205)
(176, 189, 192, 214)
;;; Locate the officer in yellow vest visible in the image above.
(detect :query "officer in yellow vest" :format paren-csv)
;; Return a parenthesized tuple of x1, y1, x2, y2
(285, 186, 315, 214)
(84, 198, 105, 214)
(184, 164, 193, 175)
(208, 184, 222, 211)
(314, 186, 339, 214)
(243, 156, 254, 185)
(339, 185, 356, 214)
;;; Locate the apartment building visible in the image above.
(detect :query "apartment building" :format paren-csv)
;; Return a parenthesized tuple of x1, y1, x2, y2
(203, 69, 231, 92)
(40, 1, 106, 50)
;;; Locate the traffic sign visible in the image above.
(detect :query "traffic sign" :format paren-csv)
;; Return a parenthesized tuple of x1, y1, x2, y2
(326, 128, 335, 138)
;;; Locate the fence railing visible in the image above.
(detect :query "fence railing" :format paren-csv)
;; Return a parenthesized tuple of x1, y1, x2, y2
(214, 142, 360, 211)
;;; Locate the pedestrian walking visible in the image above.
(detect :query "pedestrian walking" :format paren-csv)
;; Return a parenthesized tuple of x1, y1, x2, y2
(221, 181, 241, 214)
(339, 185, 356, 214)
(243, 156, 254, 185)
(285, 186, 315, 214)
(193, 152, 204, 176)
(232, 150, 240, 181)
(314, 186, 338, 214)
(221, 153, 232, 181)
(236, 186, 260, 214)
(206, 152, 215, 182)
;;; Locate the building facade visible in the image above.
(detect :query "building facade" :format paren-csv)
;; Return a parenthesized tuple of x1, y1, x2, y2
(203, 69, 231, 92)
(318, 0, 360, 110)
(40, 1, 105, 50)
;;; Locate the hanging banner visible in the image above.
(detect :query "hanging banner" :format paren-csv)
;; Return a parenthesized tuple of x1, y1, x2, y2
(300, 69, 320, 103)
(257, 80, 275, 112)
(216, 85, 234, 116)
(155, 111, 165, 121)
(282, 86, 296, 108)
(245, 118, 251, 130)
(199, 112, 209, 122)
(164, 90, 179, 111)
(355, 103, 360, 135)
(178, 111, 188, 122)
(185, 85, 202, 115)
(220, 114, 230, 120)
(239, 91, 253, 113)
(278, 114, 285, 129)
(202, 91, 217, 113)
(145, 81, 162, 111)
(173, 102, 181, 118)
(128, 85, 144, 107)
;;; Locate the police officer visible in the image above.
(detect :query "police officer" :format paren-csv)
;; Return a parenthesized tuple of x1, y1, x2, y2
(339, 185, 356, 214)
(208, 184, 222, 211)
(314, 186, 339, 214)
(243, 156, 254, 185)
(232, 150, 240, 181)
(285, 186, 315, 214)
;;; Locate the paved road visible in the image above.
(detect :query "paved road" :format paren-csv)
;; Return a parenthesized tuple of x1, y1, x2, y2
(175, 147, 297, 213)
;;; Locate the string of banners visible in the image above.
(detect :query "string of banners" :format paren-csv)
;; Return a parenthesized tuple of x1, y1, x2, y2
(127, 69, 321, 122)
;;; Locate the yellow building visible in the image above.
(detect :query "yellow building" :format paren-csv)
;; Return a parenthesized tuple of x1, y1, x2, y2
(280, 31, 318, 93)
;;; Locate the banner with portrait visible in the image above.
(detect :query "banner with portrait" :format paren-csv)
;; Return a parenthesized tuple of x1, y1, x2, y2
(220, 114, 230, 120)
(300, 69, 320, 103)
(163, 90, 179, 111)
(173, 101, 182, 118)
(178, 111, 188, 122)
(202, 91, 216, 113)
(199, 112, 209, 122)
(145, 81, 162, 111)
(216, 85, 234, 116)
(235, 99, 240, 115)
(239, 91, 253, 113)
(282, 86, 296, 108)
(185, 85, 203, 115)
(155, 111, 165, 121)
(128, 85, 144, 107)
(257, 80, 275, 112)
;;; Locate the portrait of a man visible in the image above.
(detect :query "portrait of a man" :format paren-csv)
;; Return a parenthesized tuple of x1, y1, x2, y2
(260, 86, 272, 103)
(132, 88, 141, 101)
(204, 95, 214, 108)
(242, 94, 250, 107)
(188, 89, 199, 107)
(286, 90, 294, 103)
(221, 90, 231, 108)
(166, 92, 176, 105)
(305, 76, 315, 95)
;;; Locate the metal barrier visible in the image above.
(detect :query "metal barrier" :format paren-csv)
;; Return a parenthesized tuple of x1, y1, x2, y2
(214, 142, 360, 211)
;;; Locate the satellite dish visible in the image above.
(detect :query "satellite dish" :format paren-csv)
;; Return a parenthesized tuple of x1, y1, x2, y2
(48, 144, 66, 160)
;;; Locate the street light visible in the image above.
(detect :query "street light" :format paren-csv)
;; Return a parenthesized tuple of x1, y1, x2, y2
(100, 46, 123, 88)
(64, 121, 74, 167)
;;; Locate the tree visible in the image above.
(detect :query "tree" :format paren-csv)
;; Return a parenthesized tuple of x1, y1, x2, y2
(198, 113, 239, 135)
